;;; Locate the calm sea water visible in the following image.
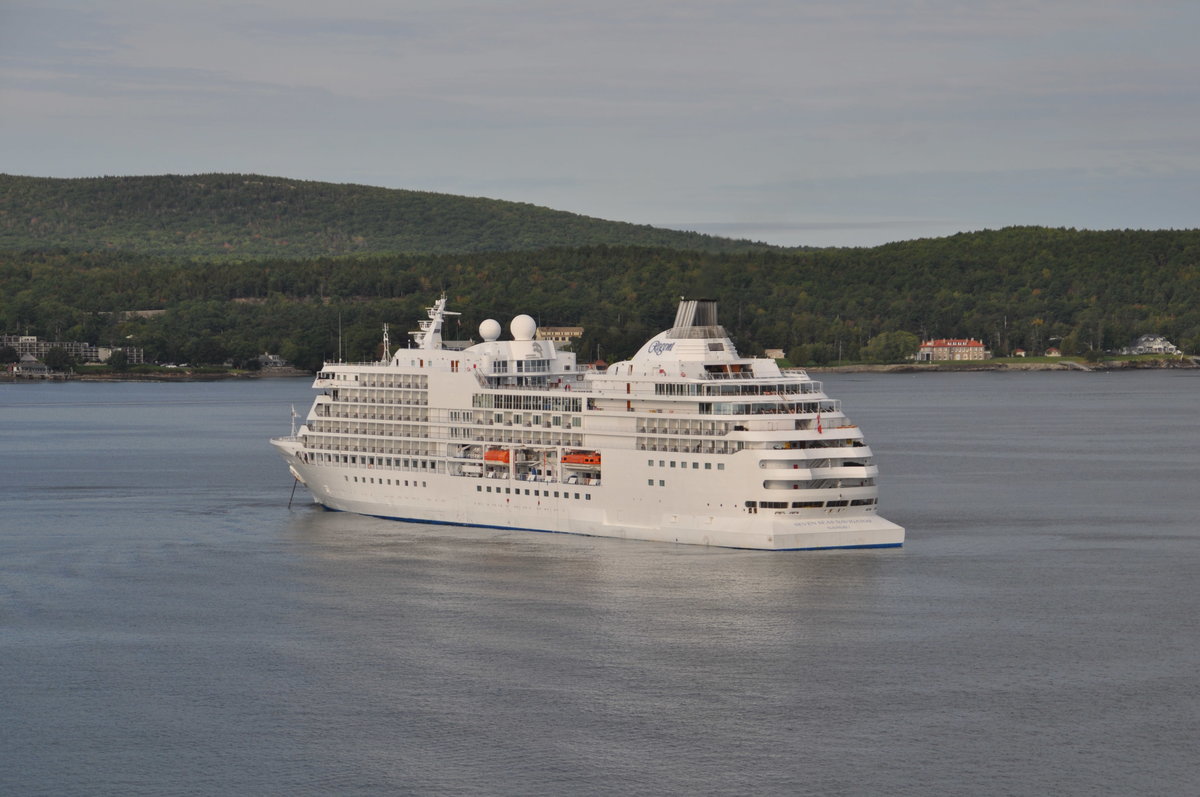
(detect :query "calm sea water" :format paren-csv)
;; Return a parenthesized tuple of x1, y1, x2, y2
(1, 372, 1197, 796)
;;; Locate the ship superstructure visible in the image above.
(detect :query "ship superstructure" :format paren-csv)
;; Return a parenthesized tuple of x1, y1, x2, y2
(271, 296, 904, 549)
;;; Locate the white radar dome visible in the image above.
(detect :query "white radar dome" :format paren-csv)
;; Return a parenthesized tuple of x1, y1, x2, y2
(510, 314, 537, 341)
(479, 318, 502, 342)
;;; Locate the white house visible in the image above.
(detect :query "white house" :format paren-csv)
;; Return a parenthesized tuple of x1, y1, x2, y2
(1121, 334, 1180, 355)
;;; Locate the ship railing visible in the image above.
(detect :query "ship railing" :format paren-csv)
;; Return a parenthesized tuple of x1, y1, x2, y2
(474, 373, 595, 393)
(698, 371, 758, 380)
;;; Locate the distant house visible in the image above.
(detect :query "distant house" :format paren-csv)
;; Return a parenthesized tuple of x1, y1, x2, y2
(1013, 348, 1027, 357)
(256, 353, 288, 368)
(916, 339, 990, 362)
(764, 348, 785, 360)
(535, 326, 583, 345)
(9, 354, 51, 377)
(1121, 334, 1180, 355)
(1045, 347, 1061, 357)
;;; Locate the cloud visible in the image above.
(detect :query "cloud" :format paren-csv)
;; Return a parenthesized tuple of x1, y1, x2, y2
(3, 1, 1199, 245)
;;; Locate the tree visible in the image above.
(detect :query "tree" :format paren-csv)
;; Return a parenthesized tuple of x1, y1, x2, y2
(0, 345, 18, 364)
(107, 350, 129, 371)
(43, 346, 72, 370)
(863, 330, 920, 363)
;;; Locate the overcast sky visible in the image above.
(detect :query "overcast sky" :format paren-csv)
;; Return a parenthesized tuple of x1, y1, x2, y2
(2, 1, 1198, 247)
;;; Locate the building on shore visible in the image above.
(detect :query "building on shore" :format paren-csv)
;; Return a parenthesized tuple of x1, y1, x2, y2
(1, 334, 144, 364)
(1121, 334, 1180, 355)
(916, 338, 990, 362)
(7, 354, 52, 377)
(535, 326, 583, 345)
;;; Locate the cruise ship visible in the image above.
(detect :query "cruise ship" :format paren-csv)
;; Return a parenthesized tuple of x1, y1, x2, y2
(271, 296, 904, 550)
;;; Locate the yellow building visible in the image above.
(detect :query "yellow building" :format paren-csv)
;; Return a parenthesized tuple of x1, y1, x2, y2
(535, 326, 583, 344)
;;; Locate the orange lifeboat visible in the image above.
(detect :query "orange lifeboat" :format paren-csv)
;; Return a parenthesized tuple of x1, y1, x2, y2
(562, 451, 601, 466)
(484, 449, 511, 464)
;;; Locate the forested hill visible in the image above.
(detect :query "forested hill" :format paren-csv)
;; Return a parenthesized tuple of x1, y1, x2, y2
(4, 227, 1200, 370)
(0, 173, 773, 257)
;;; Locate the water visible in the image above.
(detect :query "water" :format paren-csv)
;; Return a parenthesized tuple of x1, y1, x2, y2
(2, 373, 1197, 796)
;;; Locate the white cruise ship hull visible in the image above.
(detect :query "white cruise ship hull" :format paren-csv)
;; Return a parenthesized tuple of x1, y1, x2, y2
(274, 441, 904, 550)
(271, 296, 904, 551)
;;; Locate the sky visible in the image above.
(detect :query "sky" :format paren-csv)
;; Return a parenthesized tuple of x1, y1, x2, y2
(2, 0, 1199, 247)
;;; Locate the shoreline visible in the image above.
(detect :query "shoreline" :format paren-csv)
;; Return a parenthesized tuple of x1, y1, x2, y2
(1, 368, 311, 383)
(804, 358, 1198, 373)
(4, 360, 1196, 383)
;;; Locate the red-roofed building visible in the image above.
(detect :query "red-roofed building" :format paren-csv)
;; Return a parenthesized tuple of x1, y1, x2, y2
(917, 338, 989, 362)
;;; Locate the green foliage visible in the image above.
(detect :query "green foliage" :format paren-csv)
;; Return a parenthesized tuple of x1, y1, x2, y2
(2, 176, 1199, 368)
(4, 226, 1200, 365)
(106, 350, 129, 371)
(0, 173, 773, 257)
(863, 330, 920, 363)
(0, 345, 17, 363)
(43, 346, 72, 369)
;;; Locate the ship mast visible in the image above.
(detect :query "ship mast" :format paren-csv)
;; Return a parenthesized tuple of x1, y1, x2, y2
(410, 292, 460, 350)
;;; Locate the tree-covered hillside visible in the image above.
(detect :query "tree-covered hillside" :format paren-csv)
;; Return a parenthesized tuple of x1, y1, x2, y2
(3, 227, 1199, 370)
(0, 174, 773, 257)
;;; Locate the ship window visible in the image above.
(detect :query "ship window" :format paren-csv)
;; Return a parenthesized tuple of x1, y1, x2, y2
(793, 501, 823, 508)
(745, 501, 757, 508)
(827, 500, 849, 507)
(851, 498, 877, 506)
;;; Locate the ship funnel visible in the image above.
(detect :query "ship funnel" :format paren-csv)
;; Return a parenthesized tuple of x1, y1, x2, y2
(667, 298, 727, 339)
(673, 298, 719, 328)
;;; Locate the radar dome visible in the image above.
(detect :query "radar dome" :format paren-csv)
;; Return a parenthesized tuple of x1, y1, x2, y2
(479, 319, 502, 342)
(510, 314, 537, 341)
